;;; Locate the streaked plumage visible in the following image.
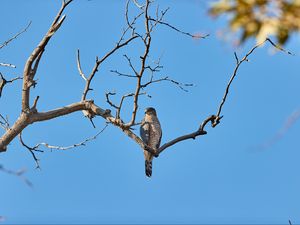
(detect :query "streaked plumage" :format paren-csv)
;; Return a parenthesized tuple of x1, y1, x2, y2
(140, 107, 162, 177)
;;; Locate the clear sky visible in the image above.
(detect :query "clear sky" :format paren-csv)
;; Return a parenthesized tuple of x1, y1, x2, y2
(1, 0, 300, 224)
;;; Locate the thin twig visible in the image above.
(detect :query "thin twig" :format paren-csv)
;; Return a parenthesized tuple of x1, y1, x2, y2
(141, 76, 194, 92)
(81, 2, 142, 102)
(214, 38, 292, 126)
(19, 132, 42, 169)
(148, 17, 209, 39)
(0, 72, 22, 97)
(81, 35, 138, 101)
(126, 0, 152, 127)
(117, 92, 148, 119)
(32, 124, 108, 150)
(0, 62, 16, 68)
(0, 21, 31, 49)
(110, 69, 136, 78)
(123, 54, 139, 76)
(105, 92, 119, 109)
(19, 124, 108, 167)
(0, 164, 33, 187)
(117, 93, 134, 119)
(0, 114, 10, 131)
(257, 108, 300, 150)
(133, 0, 145, 9)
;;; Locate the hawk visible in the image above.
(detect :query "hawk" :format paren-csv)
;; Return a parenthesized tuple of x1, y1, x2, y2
(140, 107, 162, 177)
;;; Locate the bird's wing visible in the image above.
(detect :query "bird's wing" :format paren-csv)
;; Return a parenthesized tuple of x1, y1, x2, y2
(140, 121, 150, 145)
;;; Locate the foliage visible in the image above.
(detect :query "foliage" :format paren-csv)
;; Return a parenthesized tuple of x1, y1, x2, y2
(209, 0, 300, 45)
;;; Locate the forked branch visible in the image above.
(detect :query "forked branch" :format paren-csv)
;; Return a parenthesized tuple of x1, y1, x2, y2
(22, 0, 73, 111)
(156, 39, 292, 156)
(213, 38, 292, 127)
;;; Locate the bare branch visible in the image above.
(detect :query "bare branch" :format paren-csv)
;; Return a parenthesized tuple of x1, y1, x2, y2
(0, 62, 16, 68)
(110, 69, 136, 78)
(126, 0, 152, 127)
(0, 72, 22, 97)
(141, 76, 194, 92)
(148, 17, 209, 39)
(117, 92, 149, 120)
(31, 50, 44, 79)
(132, 0, 145, 9)
(117, 93, 134, 119)
(148, 6, 170, 33)
(105, 92, 119, 110)
(19, 124, 108, 168)
(81, 35, 138, 101)
(0, 21, 31, 50)
(0, 164, 33, 187)
(32, 96, 40, 109)
(19, 132, 42, 169)
(40, 124, 107, 150)
(0, 100, 111, 152)
(125, 0, 145, 29)
(0, 0, 293, 180)
(22, 1, 73, 111)
(157, 115, 215, 155)
(214, 38, 292, 126)
(266, 38, 293, 55)
(0, 114, 10, 131)
(81, 11, 140, 102)
(76, 49, 87, 81)
(38, 124, 108, 151)
(123, 54, 139, 76)
(257, 108, 300, 150)
(155, 39, 292, 156)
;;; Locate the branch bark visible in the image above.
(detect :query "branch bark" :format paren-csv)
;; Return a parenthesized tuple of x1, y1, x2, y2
(22, 0, 73, 111)
(0, 100, 110, 152)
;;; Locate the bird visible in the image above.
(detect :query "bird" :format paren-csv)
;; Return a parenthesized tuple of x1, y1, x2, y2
(140, 107, 162, 177)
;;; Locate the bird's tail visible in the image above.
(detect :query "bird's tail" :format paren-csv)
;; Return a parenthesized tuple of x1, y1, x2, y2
(145, 160, 152, 177)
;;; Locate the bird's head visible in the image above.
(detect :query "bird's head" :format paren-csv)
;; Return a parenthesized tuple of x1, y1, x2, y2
(145, 107, 157, 116)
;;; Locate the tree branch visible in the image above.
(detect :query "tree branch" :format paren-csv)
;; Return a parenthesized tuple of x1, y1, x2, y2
(155, 38, 292, 156)
(0, 100, 111, 152)
(0, 62, 16, 68)
(0, 21, 31, 50)
(148, 17, 209, 39)
(157, 115, 215, 155)
(126, 0, 152, 127)
(0, 114, 10, 131)
(0, 72, 22, 97)
(19, 132, 42, 169)
(0, 164, 32, 187)
(22, 0, 73, 111)
(81, 35, 138, 101)
(19, 124, 108, 168)
(76, 49, 87, 81)
(213, 38, 292, 126)
(141, 75, 194, 92)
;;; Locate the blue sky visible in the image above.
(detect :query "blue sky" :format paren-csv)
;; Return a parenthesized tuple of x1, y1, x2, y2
(1, 0, 300, 224)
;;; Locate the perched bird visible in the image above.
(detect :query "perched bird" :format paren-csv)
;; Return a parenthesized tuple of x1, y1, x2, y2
(140, 107, 162, 177)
